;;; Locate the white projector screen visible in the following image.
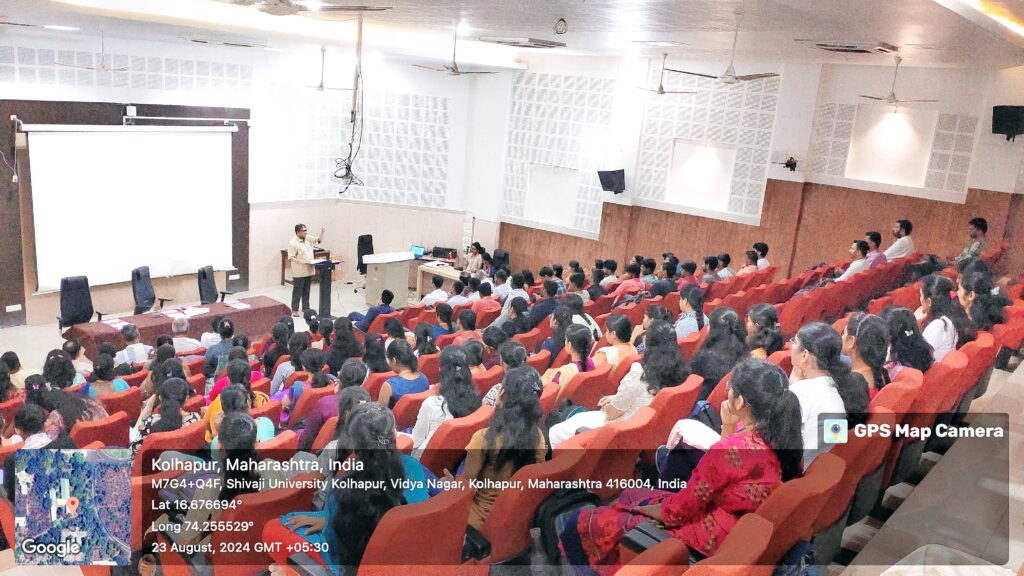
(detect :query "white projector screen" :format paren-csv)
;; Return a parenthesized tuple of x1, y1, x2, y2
(525, 164, 580, 230)
(665, 139, 737, 213)
(28, 130, 234, 292)
(846, 105, 938, 188)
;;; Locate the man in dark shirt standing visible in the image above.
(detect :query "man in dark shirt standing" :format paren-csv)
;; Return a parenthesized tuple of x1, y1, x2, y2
(527, 280, 560, 329)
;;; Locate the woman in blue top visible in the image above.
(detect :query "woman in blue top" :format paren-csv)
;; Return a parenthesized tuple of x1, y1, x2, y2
(82, 353, 129, 398)
(274, 403, 429, 575)
(431, 303, 458, 340)
(378, 340, 428, 408)
(210, 385, 276, 459)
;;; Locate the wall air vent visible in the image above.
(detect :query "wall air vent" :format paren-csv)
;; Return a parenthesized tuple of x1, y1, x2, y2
(479, 37, 566, 49)
(796, 39, 899, 54)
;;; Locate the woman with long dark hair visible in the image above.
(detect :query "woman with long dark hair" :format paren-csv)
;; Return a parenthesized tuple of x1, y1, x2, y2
(675, 284, 707, 339)
(843, 313, 890, 399)
(204, 359, 270, 442)
(262, 323, 291, 378)
(457, 365, 545, 530)
(746, 303, 784, 359)
(560, 359, 802, 570)
(131, 378, 200, 455)
(271, 332, 311, 394)
(0, 364, 15, 404)
(42, 351, 82, 390)
(410, 345, 481, 455)
(500, 297, 531, 338)
(412, 322, 439, 358)
(790, 322, 868, 467)
(36, 387, 108, 441)
(880, 306, 934, 380)
(432, 303, 457, 340)
(592, 314, 636, 368)
(631, 304, 673, 354)
(82, 354, 129, 398)
(327, 317, 364, 374)
(210, 384, 276, 459)
(695, 307, 748, 366)
(550, 320, 687, 447)
(538, 306, 575, 358)
(917, 274, 975, 361)
(958, 271, 1008, 331)
(379, 340, 428, 408)
(361, 334, 391, 374)
(542, 323, 595, 393)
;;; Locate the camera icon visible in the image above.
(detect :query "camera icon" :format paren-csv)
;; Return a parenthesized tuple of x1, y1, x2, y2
(823, 419, 849, 444)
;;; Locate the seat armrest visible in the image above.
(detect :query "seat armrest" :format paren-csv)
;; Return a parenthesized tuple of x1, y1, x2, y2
(462, 524, 491, 562)
(286, 552, 334, 576)
(158, 297, 174, 308)
(95, 311, 107, 321)
(219, 291, 236, 302)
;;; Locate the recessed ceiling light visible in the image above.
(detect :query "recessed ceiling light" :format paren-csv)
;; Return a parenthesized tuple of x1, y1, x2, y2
(305, 0, 323, 11)
(43, 24, 80, 31)
(457, 20, 471, 35)
(633, 40, 686, 47)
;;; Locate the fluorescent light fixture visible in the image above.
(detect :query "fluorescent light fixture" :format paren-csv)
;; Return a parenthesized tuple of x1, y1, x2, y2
(43, 24, 80, 31)
(960, 0, 1024, 37)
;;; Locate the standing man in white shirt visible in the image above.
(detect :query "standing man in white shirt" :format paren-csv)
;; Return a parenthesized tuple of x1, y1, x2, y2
(836, 240, 870, 282)
(421, 275, 449, 307)
(288, 223, 325, 317)
(883, 219, 916, 261)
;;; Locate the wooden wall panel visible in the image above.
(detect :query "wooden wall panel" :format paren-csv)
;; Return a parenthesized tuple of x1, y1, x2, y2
(1002, 194, 1024, 279)
(791, 185, 1013, 272)
(499, 203, 631, 273)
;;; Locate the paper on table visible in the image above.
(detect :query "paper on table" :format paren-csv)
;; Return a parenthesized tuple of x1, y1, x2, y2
(163, 311, 188, 320)
(102, 319, 130, 330)
(224, 301, 252, 310)
(183, 307, 210, 317)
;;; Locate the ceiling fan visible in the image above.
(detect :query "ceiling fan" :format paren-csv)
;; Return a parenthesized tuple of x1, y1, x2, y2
(309, 46, 353, 91)
(637, 53, 699, 95)
(665, 21, 778, 85)
(859, 54, 937, 107)
(55, 30, 127, 72)
(412, 27, 501, 76)
(229, 0, 391, 16)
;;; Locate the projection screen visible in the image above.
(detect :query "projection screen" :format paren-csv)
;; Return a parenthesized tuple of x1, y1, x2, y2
(28, 129, 234, 292)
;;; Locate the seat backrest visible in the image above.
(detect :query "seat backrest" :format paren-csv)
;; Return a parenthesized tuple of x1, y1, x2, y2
(71, 411, 130, 448)
(418, 352, 441, 384)
(526, 349, 552, 373)
(917, 350, 968, 417)
(311, 416, 339, 452)
(288, 385, 336, 428)
(587, 407, 657, 501)
(359, 485, 475, 575)
(393, 385, 438, 431)
(690, 513, 776, 576)
(869, 368, 922, 415)
(132, 266, 156, 312)
(472, 365, 505, 396)
(59, 276, 94, 326)
(558, 362, 612, 409)
(539, 381, 560, 417)
(419, 404, 495, 477)
(198, 265, 218, 305)
(766, 350, 792, 374)
(512, 327, 543, 354)
(250, 399, 282, 424)
(367, 310, 403, 335)
(99, 386, 143, 423)
(705, 371, 732, 413)
(256, 430, 300, 460)
(122, 369, 150, 388)
(756, 451, 846, 564)
(607, 353, 644, 390)
(284, 370, 313, 388)
(0, 396, 25, 430)
(645, 374, 702, 446)
(363, 370, 398, 400)
(134, 420, 207, 475)
(477, 307, 501, 329)
(811, 412, 888, 532)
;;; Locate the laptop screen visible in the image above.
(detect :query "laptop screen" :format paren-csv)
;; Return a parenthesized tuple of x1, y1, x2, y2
(411, 245, 426, 257)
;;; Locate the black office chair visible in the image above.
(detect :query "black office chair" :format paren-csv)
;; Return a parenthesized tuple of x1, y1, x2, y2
(492, 248, 510, 269)
(56, 276, 106, 330)
(357, 234, 374, 275)
(132, 266, 173, 315)
(197, 266, 234, 305)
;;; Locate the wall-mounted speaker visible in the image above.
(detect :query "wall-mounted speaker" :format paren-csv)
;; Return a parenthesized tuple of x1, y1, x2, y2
(993, 105, 1024, 141)
(597, 169, 625, 194)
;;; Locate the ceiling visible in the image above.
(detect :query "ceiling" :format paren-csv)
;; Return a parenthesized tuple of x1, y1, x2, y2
(3, 0, 1024, 69)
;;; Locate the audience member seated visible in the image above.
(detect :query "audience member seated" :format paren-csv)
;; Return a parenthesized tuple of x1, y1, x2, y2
(493, 273, 530, 328)
(130, 377, 201, 455)
(262, 323, 291, 378)
(61, 338, 93, 377)
(700, 256, 721, 285)
(492, 269, 512, 302)
(676, 260, 700, 290)
(587, 269, 608, 301)
(842, 313, 890, 399)
(270, 404, 429, 574)
(464, 340, 488, 377)
(559, 358, 801, 570)
(958, 271, 1008, 331)
(539, 266, 565, 296)
(500, 297, 531, 338)
(550, 320, 687, 448)
(955, 217, 988, 263)
(466, 242, 484, 274)
(171, 318, 203, 355)
(746, 303, 784, 359)
(640, 258, 658, 284)
(421, 275, 449, 307)
(481, 326, 509, 369)
(454, 365, 546, 531)
(631, 304, 673, 354)
(300, 359, 368, 450)
(482, 341, 529, 406)
(362, 334, 391, 373)
(408, 346, 481, 456)
(675, 285, 709, 340)
(466, 277, 483, 302)
(568, 272, 590, 302)
(527, 280, 561, 329)
(13, 404, 52, 448)
(542, 324, 594, 393)
(471, 283, 501, 316)
(564, 293, 602, 341)
(379, 340, 428, 408)
(592, 314, 637, 368)
(611, 264, 645, 305)
(271, 333, 311, 394)
(737, 250, 759, 276)
(139, 344, 177, 397)
(96, 342, 138, 377)
(789, 322, 869, 469)
(691, 308, 748, 399)
(200, 315, 225, 349)
(304, 386, 370, 510)
(412, 322, 440, 358)
(884, 219, 916, 261)
(204, 318, 236, 378)
(753, 242, 771, 270)
(43, 350, 84, 389)
(113, 324, 152, 367)
(538, 306, 575, 358)
(326, 317, 364, 375)
(432, 303, 457, 340)
(835, 240, 870, 282)
(553, 263, 567, 293)
(350, 289, 396, 333)
(447, 281, 469, 308)
(916, 275, 975, 361)
(275, 349, 335, 425)
(205, 360, 271, 442)
(383, 317, 415, 351)
(880, 307, 934, 381)
(650, 262, 678, 298)
(210, 384, 276, 459)
(81, 354, 129, 398)
(2, 352, 39, 391)
(600, 260, 619, 287)
(717, 253, 735, 279)
(35, 386, 108, 442)
(864, 231, 888, 268)
(207, 346, 264, 404)
(453, 310, 483, 346)
(0, 366, 15, 404)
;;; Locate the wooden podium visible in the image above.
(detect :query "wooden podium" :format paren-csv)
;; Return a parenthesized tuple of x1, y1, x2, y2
(363, 251, 415, 308)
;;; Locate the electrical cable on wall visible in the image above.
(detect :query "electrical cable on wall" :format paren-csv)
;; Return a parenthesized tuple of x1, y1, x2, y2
(0, 149, 17, 184)
(336, 13, 365, 193)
